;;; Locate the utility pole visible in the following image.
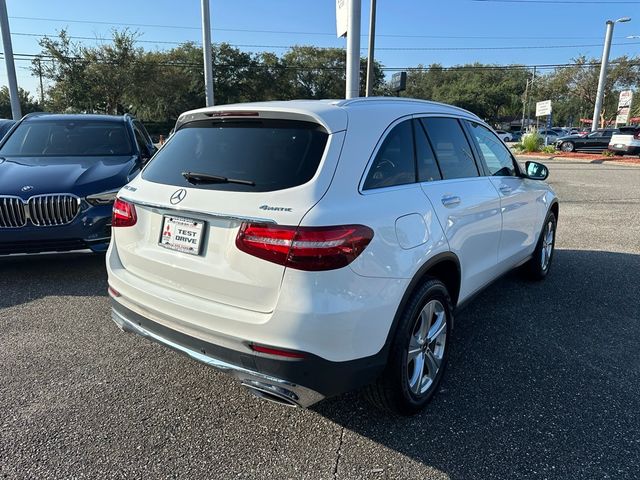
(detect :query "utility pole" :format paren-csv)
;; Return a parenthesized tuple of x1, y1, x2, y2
(365, 0, 376, 97)
(526, 66, 536, 131)
(521, 78, 529, 130)
(345, 0, 361, 99)
(201, 0, 214, 106)
(36, 58, 45, 105)
(592, 17, 631, 131)
(0, 0, 22, 119)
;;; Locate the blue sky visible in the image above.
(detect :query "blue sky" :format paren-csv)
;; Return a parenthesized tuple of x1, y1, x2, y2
(3, 0, 640, 96)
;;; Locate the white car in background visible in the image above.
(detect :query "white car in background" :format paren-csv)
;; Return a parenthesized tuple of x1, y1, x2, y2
(494, 130, 513, 142)
(107, 98, 559, 415)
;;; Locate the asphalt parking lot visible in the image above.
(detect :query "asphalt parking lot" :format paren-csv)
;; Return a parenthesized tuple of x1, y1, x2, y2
(1, 158, 639, 479)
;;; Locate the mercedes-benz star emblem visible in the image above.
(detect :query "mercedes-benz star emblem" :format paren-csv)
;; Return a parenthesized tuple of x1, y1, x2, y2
(21, 185, 33, 192)
(170, 188, 187, 205)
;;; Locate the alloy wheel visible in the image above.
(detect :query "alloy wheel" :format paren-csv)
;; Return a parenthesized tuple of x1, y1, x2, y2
(407, 299, 447, 396)
(541, 220, 555, 270)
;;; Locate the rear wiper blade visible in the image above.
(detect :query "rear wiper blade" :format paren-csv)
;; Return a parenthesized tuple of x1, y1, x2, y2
(182, 171, 255, 186)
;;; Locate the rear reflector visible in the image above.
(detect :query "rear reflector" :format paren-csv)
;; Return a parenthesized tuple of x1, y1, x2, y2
(236, 223, 374, 271)
(250, 344, 306, 359)
(112, 198, 137, 227)
(108, 286, 120, 297)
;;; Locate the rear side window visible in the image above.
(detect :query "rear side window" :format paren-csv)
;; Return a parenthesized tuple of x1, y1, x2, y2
(414, 120, 442, 182)
(467, 122, 517, 176)
(420, 118, 478, 180)
(363, 120, 416, 190)
(142, 119, 328, 192)
(0, 120, 133, 156)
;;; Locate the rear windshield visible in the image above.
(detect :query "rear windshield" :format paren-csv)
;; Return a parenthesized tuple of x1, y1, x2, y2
(142, 119, 329, 192)
(0, 120, 133, 156)
(618, 126, 640, 134)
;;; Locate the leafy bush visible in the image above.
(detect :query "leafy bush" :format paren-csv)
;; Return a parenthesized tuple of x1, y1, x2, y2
(541, 145, 556, 154)
(602, 149, 615, 157)
(521, 131, 543, 152)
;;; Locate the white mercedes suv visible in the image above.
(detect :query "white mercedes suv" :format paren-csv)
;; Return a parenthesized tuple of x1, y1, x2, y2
(107, 98, 558, 415)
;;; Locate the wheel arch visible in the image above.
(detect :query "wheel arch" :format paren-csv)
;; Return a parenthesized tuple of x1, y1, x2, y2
(550, 200, 559, 220)
(377, 252, 461, 363)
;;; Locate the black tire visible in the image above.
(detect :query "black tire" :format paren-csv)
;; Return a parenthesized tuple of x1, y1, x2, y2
(614, 151, 624, 156)
(560, 141, 574, 152)
(523, 211, 557, 280)
(365, 278, 453, 415)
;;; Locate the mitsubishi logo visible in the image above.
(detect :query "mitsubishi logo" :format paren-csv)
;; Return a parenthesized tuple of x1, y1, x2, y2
(170, 188, 187, 205)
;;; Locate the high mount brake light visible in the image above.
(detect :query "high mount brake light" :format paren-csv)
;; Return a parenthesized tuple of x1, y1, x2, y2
(235, 223, 374, 271)
(112, 198, 137, 227)
(207, 111, 260, 117)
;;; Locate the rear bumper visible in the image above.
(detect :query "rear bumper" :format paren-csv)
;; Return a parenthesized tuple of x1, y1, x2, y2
(608, 144, 640, 155)
(110, 298, 385, 405)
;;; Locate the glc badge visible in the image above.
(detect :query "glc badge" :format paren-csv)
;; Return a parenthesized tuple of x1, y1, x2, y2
(170, 188, 187, 205)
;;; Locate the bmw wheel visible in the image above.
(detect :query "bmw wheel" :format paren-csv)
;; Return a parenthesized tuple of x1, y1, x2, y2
(365, 278, 452, 415)
(560, 141, 575, 152)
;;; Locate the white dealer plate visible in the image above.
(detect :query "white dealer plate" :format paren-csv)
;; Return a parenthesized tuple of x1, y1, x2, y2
(159, 215, 205, 255)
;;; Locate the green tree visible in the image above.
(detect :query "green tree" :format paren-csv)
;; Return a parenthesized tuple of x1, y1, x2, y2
(282, 46, 384, 99)
(404, 64, 529, 122)
(0, 86, 40, 119)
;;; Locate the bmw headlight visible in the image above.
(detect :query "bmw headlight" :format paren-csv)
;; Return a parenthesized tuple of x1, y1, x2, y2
(86, 189, 119, 206)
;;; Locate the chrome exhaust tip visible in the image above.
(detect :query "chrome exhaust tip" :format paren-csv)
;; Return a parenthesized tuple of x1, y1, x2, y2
(241, 380, 300, 407)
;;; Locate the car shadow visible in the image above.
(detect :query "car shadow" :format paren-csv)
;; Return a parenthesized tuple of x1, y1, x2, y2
(0, 252, 108, 308)
(312, 249, 640, 479)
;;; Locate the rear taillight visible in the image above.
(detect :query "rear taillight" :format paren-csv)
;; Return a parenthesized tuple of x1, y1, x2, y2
(112, 198, 137, 227)
(634, 132, 640, 140)
(236, 223, 374, 271)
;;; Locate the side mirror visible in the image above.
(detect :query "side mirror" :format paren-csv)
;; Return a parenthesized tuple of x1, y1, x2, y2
(525, 161, 549, 181)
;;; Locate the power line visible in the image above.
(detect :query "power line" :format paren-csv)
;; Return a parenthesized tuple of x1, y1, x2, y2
(4, 15, 625, 40)
(4, 51, 639, 72)
(10, 31, 640, 52)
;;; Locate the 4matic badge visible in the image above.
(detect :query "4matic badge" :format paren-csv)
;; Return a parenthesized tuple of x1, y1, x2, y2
(259, 205, 292, 212)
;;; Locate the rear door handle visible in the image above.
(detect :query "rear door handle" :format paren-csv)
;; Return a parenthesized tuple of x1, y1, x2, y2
(499, 185, 512, 195)
(441, 195, 461, 207)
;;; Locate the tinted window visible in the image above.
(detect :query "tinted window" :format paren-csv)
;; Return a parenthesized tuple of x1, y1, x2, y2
(0, 120, 133, 156)
(363, 120, 415, 190)
(133, 125, 150, 156)
(420, 118, 478, 179)
(142, 119, 328, 192)
(414, 120, 442, 182)
(467, 122, 516, 176)
(0, 120, 14, 139)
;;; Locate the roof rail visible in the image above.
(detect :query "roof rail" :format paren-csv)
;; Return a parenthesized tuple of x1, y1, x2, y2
(337, 97, 478, 118)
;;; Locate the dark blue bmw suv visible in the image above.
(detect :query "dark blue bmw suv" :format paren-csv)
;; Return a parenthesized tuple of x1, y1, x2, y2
(0, 113, 156, 255)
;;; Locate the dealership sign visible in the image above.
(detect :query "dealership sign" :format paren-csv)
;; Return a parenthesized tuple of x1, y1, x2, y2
(535, 100, 552, 117)
(616, 90, 634, 125)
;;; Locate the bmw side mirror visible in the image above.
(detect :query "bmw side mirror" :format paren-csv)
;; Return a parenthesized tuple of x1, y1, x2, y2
(525, 161, 549, 181)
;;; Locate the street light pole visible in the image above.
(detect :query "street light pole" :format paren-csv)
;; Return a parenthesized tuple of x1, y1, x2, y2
(592, 17, 631, 131)
(201, 0, 214, 107)
(345, 0, 361, 99)
(365, 0, 376, 97)
(0, 0, 22, 120)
